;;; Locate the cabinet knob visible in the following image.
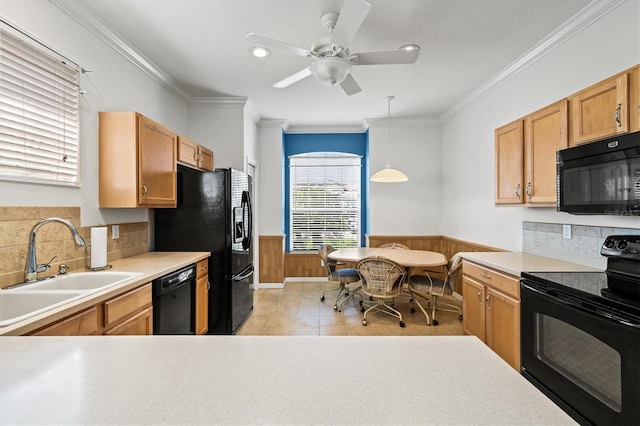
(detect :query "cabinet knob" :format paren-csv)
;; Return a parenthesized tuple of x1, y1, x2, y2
(515, 184, 521, 199)
(142, 184, 148, 199)
(526, 182, 532, 199)
(480, 273, 491, 279)
(477, 290, 483, 303)
(486, 294, 492, 309)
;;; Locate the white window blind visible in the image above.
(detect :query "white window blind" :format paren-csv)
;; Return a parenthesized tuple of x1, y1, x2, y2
(289, 152, 361, 251)
(0, 23, 80, 185)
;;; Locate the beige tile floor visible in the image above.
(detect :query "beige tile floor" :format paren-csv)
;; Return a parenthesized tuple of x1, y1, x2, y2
(237, 281, 464, 336)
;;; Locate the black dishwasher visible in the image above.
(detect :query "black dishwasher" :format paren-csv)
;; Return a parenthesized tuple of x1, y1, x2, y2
(152, 264, 196, 334)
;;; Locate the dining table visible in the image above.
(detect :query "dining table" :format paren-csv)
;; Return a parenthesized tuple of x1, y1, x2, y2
(327, 247, 447, 268)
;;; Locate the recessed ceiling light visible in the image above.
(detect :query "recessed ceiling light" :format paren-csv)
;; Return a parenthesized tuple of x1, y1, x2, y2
(250, 46, 271, 58)
(399, 44, 420, 51)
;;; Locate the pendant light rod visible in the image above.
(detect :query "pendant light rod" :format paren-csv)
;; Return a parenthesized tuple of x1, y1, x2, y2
(371, 95, 408, 183)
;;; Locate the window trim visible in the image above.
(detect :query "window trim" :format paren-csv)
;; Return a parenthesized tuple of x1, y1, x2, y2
(283, 131, 369, 252)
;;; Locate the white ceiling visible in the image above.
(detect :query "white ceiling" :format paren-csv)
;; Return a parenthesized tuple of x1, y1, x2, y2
(65, 0, 593, 127)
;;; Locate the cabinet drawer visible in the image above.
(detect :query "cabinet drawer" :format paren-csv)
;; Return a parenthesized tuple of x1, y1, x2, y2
(105, 307, 153, 335)
(196, 259, 209, 279)
(462, 261, 520, 299)
(31, 307, 98, 336)
(104, 283, 152, 328)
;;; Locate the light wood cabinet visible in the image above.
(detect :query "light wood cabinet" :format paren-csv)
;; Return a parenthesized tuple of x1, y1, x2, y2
(569, 71, 629, 146)
(524, 99, 568, 205)
(462, 260, 521, 371)
(104, 307, 153, 335)
(28, 283, 153, 336)
(177, 136, 214, 171)
(99, 112, 177, 208)
(495, 119, 524, 204)
(31, 307, 98, 336)
(195, 259, 209, 335)
(629, 65, 640, 133)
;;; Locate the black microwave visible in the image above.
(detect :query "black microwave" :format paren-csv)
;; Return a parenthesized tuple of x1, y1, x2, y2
(557, 131, 640, 215)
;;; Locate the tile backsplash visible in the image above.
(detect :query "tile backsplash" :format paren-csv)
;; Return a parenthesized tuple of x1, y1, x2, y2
(0, 206, 149, 288)
(523, 221, 640, 269)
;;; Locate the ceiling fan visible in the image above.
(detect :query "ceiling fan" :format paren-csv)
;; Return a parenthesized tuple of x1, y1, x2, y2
(245, 0, 420, 96)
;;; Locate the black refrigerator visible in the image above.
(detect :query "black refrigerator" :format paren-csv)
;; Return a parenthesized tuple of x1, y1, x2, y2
(154, 167, 254, 334)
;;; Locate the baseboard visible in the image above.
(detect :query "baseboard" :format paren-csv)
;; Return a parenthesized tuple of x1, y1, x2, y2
(257, 283, 285, 289)
(284, 277, 326, 283)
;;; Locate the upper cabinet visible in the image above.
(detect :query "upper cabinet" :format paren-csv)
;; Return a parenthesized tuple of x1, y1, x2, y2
(177, 135, 214, 171)
(495, 120, 524, 205)
(99, 112, 177, 208)
(524, 99, 568, 205)
(569, 65, 640, 146)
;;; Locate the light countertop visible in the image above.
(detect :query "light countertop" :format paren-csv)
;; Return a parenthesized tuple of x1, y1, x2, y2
(0, 251, 210, 336)
(459, 251, 601, 276)
(0, 335, 576, 425)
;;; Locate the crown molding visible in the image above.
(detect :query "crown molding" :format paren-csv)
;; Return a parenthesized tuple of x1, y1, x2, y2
(366, 117, 440, 127)
(283, 123, 368, 134)
(440, 0, 626, 122)
(51, 0, 193, 105)
(191, 97, 248, 107)
(258, 119, 287, 129)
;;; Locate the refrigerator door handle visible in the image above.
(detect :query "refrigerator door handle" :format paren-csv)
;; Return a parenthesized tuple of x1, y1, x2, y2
(241, 190, 252, 250)
(232, 264, 254, 281)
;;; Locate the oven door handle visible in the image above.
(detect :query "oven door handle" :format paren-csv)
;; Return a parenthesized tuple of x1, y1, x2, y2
(522, 282, 640, 329)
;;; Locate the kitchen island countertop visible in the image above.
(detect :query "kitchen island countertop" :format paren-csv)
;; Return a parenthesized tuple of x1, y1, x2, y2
(0, 335, 576, 425)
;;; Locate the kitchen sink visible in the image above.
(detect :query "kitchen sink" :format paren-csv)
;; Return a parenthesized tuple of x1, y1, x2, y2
(0, 291, 87, 327)
(0, 271, 143, 327)
(13, 271, 143, 291)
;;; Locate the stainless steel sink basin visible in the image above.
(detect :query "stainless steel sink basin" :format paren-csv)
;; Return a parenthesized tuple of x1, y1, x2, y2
(0, 291, 87, 327)
(15, 271, 143, 291)
(0, 271, 143, 327)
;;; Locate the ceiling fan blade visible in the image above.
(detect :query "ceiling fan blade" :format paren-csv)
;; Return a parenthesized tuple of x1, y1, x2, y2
(351, 49, 419, 65)
(340, 73, 361, 96)
(330, 0, 371, 48)
(245, 33, 310, 57)
(273, 67, 312, 88)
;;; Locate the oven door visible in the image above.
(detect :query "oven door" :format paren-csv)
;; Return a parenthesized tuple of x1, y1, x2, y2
(521, 281, 640, 426)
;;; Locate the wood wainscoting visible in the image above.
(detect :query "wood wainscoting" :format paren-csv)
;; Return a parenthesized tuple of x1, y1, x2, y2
(259, 234, 504, 294)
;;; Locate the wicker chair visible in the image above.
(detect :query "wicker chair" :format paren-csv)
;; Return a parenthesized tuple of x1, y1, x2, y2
(319, 244, 362, 311)
(408, 254, 463, 326)
(379, 242, 410, 249)
(356, 256, 407, 327)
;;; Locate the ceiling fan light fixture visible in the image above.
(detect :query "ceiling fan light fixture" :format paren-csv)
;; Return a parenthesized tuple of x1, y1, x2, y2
(311, 57, 351, 86)
(399, 44, 420, 51)
(250, 46, 271, 58)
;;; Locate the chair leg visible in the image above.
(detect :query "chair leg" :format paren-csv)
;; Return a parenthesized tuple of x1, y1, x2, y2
(321, 282, 342, 302)
(362, 298, 405, 327)
(336, 284, 363, 312)
(430, 295, 463, 326)
(408, 288, 431, 326)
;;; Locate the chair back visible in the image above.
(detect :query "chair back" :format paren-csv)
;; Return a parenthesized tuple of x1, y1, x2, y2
(379, 242, 409, 249)
(444, 254, 462, 288)
(356, 256, 406, 298)
(319, 244, 337, 275)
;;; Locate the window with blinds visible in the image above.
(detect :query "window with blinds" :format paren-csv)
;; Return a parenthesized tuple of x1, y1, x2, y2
(0, 23, 80, 185)
(289, 152, 361, 251)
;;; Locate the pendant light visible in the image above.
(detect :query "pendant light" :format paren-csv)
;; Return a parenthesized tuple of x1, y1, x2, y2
(371, 96, 408, 182)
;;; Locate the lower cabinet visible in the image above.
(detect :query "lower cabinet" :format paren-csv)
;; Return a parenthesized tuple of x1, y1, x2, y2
(195, 259, 209, 335)
(462, 260, 521, 371)
(29, 283, 153, 336)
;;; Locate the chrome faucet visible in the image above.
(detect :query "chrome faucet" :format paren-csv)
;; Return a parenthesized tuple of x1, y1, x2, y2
(24, 217, 86, 282)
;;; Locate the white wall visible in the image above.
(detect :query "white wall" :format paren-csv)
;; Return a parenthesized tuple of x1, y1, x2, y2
(440, 0, 640, 251)
(0, 0, 189, 227)
(257, 121, 285, 235)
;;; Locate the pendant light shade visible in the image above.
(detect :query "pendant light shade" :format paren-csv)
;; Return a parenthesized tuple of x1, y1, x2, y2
(371, 96, 408, 183)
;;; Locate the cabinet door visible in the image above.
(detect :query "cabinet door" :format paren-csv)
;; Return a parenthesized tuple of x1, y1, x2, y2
(177, 136, 199, 168)
(137, 115, 177, 207)
(105, 307, 153, 335)
(462, 276, 485, 341)
(198, 146, 214, 171)
(525, 99, 568, 206)
(31, 307, 98, 336)
(629, 65, 640, 133)
(495, 120, 524, 204)
(485, 287, 520, 371)
(196, 276, 209, 335)
(569, 72, 629, 146)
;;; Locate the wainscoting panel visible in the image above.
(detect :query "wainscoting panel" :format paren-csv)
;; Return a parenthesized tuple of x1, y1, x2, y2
(258, 235, 285, 284)
(285, 252, 326, 278)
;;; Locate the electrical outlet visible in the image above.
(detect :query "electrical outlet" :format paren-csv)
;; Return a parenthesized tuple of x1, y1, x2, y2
(563, 224, 572, 239)
(112, 225, 120, 240)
